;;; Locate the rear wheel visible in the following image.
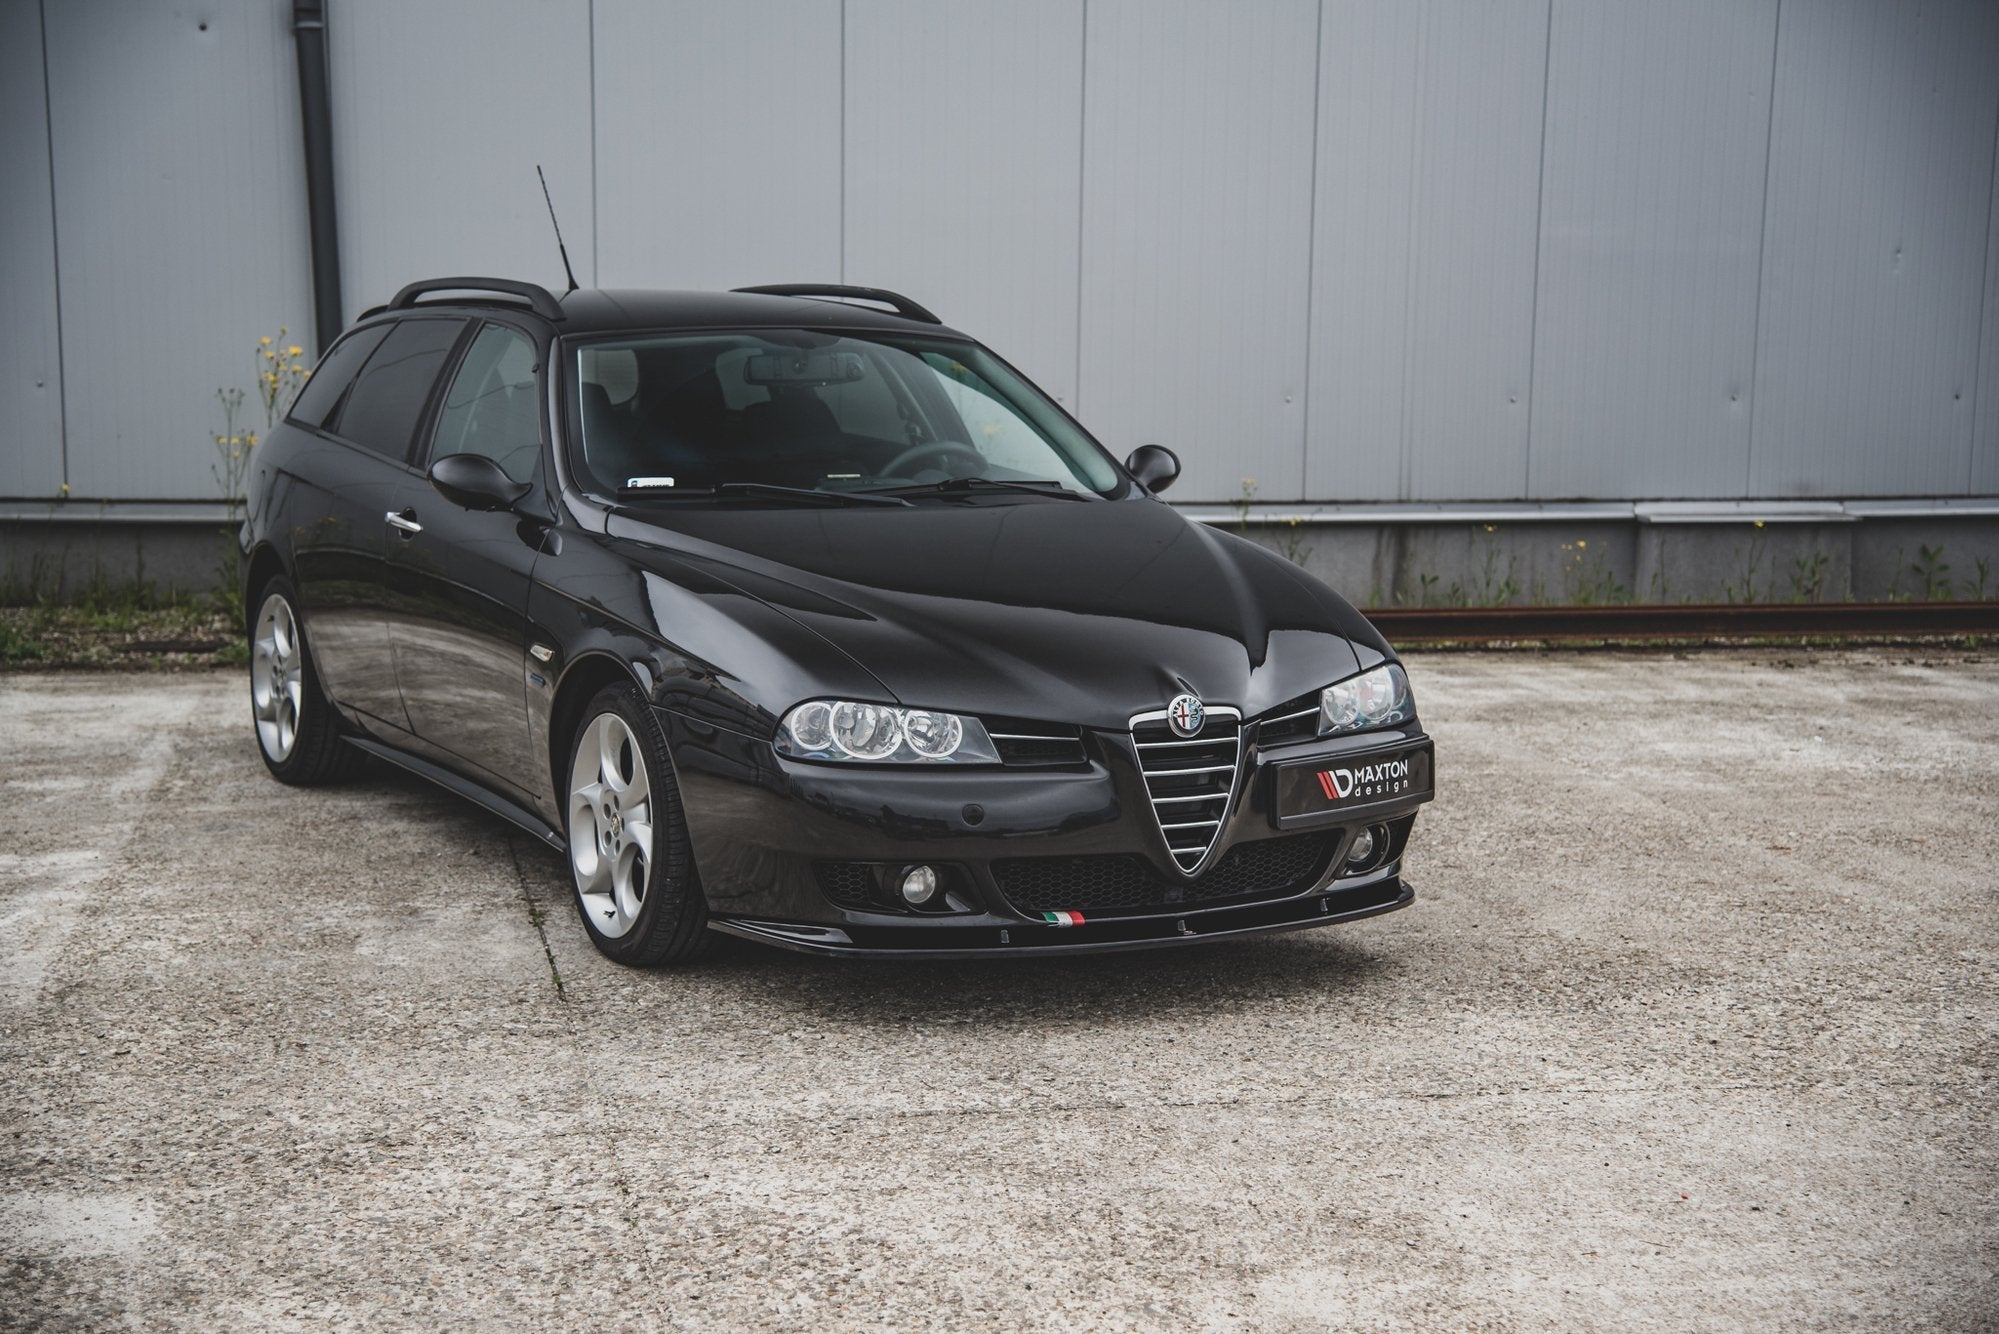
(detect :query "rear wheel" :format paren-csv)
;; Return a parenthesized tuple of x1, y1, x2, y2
(565, 681, 712, 966)
(250, 577, 358, 785)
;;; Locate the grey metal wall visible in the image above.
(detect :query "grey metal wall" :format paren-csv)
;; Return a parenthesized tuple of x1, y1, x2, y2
(2, 0, 313, 503)
(6, 0, 1999, 505)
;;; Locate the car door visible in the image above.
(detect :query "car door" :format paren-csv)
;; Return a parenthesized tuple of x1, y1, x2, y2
(283, 318, 462, 732)
(382, 320, 549, 802)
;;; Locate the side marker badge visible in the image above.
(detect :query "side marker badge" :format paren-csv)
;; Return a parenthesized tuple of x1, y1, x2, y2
(529, 643, 555, 663)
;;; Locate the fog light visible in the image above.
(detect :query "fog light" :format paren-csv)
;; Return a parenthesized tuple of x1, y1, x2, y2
(899, 865, 939, 906)
(1345, 827, 1377, 865)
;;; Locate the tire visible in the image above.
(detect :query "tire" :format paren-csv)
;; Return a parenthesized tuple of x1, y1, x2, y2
(564, 680, 713, 966)
(249, 576, 360, 786)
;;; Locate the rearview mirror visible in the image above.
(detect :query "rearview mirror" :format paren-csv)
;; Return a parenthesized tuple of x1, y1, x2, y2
(744, 350, 867, 386)
(1124, 444, 1180, 495)
(430, 452, 531, 512)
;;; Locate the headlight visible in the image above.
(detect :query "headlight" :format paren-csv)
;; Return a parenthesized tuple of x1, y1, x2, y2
(1319, 664, 1414, 735)
(775, 700, 1001, 764)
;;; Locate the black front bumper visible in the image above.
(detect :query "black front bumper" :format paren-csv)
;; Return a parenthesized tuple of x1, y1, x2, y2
(668, 709, 1433, 956)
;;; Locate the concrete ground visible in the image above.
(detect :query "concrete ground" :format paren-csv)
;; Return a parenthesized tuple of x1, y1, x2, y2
(1, 650, 1994, 1331)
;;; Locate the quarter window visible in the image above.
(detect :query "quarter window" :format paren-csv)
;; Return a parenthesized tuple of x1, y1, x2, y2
(286, 324, 390, 431)
(430, 324, 542, 482)
(327, 318, 464, 460)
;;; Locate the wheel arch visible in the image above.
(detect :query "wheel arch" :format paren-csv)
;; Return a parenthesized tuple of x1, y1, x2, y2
(546, 651, 656, 806)
(242, 543, 288, 634)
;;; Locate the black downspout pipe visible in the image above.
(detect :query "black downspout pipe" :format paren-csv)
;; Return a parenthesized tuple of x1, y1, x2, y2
(292, 0, 343, 355)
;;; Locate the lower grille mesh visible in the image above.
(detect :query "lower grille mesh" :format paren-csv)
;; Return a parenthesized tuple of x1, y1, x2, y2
(814, 862, 875, 909)
(993, 833, 1338, 916)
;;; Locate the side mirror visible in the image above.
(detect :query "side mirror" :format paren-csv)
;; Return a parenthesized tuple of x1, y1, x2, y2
(1124, 444, 1180, 495)
(430, 452, 531, 512)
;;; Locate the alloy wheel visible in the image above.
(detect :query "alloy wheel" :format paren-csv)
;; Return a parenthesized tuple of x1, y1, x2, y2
(568, 711, 655, 939)
(251, 592, 304, 763)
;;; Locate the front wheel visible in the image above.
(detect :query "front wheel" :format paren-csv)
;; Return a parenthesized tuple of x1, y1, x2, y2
(565, 681, 712, 966)
(249, 577, 358, 785)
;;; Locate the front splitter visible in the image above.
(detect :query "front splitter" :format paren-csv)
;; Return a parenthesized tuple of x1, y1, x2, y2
(708, 878, 1415, 959)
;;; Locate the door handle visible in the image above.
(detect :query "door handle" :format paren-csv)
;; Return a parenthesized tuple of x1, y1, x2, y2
(385, 509, 422, 535)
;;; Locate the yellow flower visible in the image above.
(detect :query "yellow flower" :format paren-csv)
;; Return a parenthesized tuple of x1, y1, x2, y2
(59, 481, 69, 496)
(288, 345, 303, 357)
(1753, 519, 1766, 528)
(259, 336, 273, 346)
(1483, 523, 1495, 533)
(1576, 539, 1587, 549)
(246, 432, 258, 445)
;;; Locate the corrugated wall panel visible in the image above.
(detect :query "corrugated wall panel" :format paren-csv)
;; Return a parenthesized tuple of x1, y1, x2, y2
(43, 0, 311, 500)
(331, 1, 593, 320)
(1975, 119, 1999, 495)
(1527, 0, 1777, 500)
(0, 0, 63, 497)
(1304, 1, 1420, 502)
(1078, 0, 1319, 502)
(594, 0, 841, 291)
(844, 0, 1083, 406)
(1402, 1, 1549, 501)
(1749, 0, 1999, 497)
(1307, 0, 1550, 502)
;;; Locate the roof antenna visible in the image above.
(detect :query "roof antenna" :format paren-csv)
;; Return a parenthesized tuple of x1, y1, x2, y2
(537, 165, 580, 293)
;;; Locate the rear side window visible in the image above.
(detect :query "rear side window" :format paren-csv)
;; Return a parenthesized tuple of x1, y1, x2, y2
(286, 324, 391, 431)
(327, 318, 465, 460)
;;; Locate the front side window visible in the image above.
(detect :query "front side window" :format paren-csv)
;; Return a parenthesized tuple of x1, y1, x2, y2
(430, 323, 542, 482)
(328, 318, 464, 460)
(569, 331, 1120, 498)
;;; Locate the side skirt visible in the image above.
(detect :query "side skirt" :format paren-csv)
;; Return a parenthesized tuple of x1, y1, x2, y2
(343, 736, 566, 851)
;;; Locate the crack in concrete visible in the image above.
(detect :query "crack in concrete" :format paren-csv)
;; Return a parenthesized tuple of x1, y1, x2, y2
(507, 831, 566, 1004)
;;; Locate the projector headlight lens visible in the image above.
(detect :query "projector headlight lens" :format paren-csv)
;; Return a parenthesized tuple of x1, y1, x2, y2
(828, 701, 902, 760)
(1319, 664, 1414, 736)
(776, 701, 1001, 764)
(901, 709, 965, 759)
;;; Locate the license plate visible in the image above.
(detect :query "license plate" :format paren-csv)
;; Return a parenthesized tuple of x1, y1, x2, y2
(1273, 743, 1433, 826)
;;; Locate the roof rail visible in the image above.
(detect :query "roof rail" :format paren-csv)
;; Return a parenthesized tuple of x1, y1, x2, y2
(731, 283, 941, 325)
(388, 276, 565, 321)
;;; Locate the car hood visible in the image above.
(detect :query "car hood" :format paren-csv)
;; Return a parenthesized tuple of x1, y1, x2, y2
(603, 496, 1391, 730)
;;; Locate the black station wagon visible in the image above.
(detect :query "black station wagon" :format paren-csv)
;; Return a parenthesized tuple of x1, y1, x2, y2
(242, 278, 1435, 964)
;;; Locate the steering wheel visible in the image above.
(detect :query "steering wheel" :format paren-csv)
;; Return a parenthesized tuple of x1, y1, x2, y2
(881, 440, 986, 478)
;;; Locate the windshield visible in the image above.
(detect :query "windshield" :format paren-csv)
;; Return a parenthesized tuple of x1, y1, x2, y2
(567, 331, 1122, 499)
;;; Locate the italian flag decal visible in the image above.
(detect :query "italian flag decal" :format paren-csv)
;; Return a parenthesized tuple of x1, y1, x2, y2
(1042, 911, 1087, 927)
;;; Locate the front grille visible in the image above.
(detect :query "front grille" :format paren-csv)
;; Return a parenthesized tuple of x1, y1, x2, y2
(814, 862, 875, 909)
(993, 832, 1338, 916)
(984, 715, 1087, 767)
(1131, 705, 1243, 871)
(1256, 690, 1321, 746)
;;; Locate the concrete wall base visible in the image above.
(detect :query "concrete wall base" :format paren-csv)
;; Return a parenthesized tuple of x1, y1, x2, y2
(1219, 515, 1999, 606)
(4, 510, 1996, 607)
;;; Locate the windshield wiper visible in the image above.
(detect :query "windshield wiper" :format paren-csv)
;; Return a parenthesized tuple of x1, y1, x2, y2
(616, 481, 911, 507)
(866, 477, 1089, 501)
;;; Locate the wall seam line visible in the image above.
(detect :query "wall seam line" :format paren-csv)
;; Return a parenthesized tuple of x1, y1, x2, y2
(1394, 6, 1426, 502)
(1520, 0, 1554, 498)
(1966, 56, 1999, 492)
(39, 0, 69, 492)
(1744, 0, 1783, 497)
(838, 0, 847, 285)
(1072, 0, 1088, 417)
(1299, 0, 1323, 501)
(588, 0, 598, 285)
